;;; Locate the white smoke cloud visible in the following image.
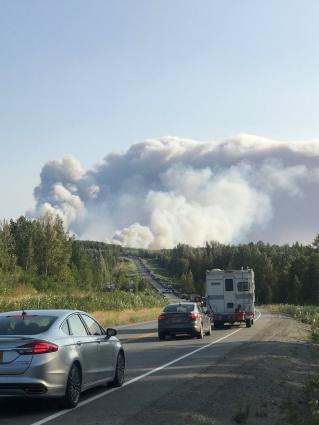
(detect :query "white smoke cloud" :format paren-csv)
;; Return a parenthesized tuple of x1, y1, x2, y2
(30, 135, 319, 248)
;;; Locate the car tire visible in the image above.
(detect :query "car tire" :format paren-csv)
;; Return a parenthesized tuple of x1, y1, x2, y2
(63, 363, 81, 409)
(111, 351, 125, 387)
(158, 332, 166, 341)
(197, 325, 204, 339)
(205, 324, 212, 336)
(246, 318, 252, 328)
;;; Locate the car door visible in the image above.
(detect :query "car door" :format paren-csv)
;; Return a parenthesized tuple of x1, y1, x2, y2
(80, 314, 116, 380)
(67, 314, 100, 386)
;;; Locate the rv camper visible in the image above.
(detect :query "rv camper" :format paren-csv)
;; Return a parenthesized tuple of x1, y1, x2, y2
(205, 268, 255, 328)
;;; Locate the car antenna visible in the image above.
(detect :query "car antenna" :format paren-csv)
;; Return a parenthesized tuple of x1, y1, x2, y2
(21, 309, 27, 320)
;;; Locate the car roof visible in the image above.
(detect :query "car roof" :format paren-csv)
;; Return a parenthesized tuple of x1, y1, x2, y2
(0, 309, 86, 319)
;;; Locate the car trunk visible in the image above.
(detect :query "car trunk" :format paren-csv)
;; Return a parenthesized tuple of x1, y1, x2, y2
(163, 312, 193, 325)
(0, 337, 33, 375)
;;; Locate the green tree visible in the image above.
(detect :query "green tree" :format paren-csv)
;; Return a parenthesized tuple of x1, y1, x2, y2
(180, 270, 195, 294)
(0, 220, 16, 272)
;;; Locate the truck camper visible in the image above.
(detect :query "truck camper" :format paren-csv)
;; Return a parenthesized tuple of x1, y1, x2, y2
(205, 268, 255, 328)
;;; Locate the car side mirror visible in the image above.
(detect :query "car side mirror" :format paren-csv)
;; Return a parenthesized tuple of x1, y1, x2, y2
(106, 328, 117, 338)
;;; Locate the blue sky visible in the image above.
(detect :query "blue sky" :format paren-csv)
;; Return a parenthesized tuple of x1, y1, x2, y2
(1, 0, 319, 220)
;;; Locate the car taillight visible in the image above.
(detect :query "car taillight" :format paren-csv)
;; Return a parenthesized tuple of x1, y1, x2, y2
(17, 342, 59, 355)
(158, 315, 166, 321)
(189, 314, 201, 320)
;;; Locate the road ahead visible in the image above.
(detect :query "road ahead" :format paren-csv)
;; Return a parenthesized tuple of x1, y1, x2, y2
(1, 311, 317, 425)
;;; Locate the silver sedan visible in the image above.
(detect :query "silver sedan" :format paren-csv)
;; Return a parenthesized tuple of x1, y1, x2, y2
(0, 309, 125, 408)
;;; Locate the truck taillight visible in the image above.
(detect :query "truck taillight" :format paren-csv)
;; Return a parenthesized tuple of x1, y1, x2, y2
(17, 342, 59, 355)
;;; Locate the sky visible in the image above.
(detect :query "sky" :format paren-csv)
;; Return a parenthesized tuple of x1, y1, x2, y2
(1, 1, 319, 246)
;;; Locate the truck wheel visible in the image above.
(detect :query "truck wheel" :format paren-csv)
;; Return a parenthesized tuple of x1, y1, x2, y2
(246, 319, 252, 328)
(205, 325, 212, 336)
(158, 332, 166, 341)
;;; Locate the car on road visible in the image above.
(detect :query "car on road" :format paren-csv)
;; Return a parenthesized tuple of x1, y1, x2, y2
(158, 302, 212, 340)
(162, 288, 173, 294)
(0, 309, 125, 408)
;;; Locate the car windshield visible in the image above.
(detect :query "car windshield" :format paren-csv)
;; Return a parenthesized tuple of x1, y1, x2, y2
(0, 315, 57, 335)
(163, 304, 194, 313)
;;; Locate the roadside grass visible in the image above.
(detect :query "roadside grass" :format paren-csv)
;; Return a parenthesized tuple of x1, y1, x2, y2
(145, 258, 172, 279)
(92, 307, 163, 327)
(143, 258, 180, 286)
(0, 291, 166, 313)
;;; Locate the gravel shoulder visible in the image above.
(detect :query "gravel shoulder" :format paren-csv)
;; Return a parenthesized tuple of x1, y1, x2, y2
(124, 311, 319, 425)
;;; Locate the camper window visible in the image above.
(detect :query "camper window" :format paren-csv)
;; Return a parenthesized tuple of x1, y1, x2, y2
(225, 279, 233, 291)
(237, 281, 249, 292)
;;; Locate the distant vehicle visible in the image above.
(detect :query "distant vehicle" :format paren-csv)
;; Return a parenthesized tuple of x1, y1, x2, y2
(158, 302, 212, 340)
(205, 268, 255, 328)
(0, 309, 125, 408)
(162, 288, 173, 294)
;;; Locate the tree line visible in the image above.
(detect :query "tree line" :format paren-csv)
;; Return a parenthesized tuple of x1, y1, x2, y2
(137, 239, 319, 305)
(2, 215, 319, 305)
(0, 215, 146, 293)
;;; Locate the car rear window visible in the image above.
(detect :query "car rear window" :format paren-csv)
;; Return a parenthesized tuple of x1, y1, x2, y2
(0, 315, 57, 335)
(163, 304, 194, 313)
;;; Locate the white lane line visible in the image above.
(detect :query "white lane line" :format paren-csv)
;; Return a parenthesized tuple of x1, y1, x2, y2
(30, 310, 262, 425)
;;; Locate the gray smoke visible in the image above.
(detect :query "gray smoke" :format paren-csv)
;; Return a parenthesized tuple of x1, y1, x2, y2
(30, 134, 319, 248)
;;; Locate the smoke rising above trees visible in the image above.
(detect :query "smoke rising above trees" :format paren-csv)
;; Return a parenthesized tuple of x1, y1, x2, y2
(31, 134, 319, 248)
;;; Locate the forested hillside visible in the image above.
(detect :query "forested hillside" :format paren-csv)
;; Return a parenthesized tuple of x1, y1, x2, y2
(1, 215, 319, 306)
(0, 215, 146, 294)
(136, 239, 319, 305)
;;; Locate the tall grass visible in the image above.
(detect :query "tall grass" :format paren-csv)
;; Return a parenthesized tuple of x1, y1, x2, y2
(92, 307, 163, 327)
(0, 291, 166, 313)
(267, 304, 319, 342)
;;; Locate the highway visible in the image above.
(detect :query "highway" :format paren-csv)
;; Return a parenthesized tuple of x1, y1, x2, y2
(133, 257, 182, 302)
(1, 310, 316, 425)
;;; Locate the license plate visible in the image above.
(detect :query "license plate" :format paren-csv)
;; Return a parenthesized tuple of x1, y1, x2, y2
(0, 352, 3, 363)
(172, 317, 183, 323)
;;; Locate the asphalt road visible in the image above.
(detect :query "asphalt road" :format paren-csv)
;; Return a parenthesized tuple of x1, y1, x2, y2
(0, 310, 282, 425)
(133, 257, 181, 302)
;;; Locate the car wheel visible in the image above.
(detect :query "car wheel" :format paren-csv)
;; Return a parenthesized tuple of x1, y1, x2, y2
(63, 363, 81, 408)
(197, 325, 204, 339)
(205, 324, 212, 336)
(111, 351, 125, 387)
(158, 332, 166, 341)
(246, 318, 252, 328)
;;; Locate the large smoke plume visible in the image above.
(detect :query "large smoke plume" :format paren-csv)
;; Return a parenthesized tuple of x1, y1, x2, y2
(30, 135, 319, 248)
